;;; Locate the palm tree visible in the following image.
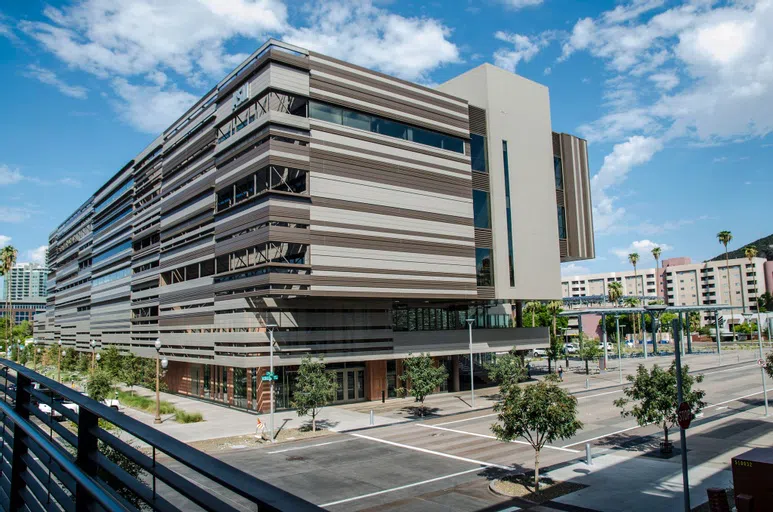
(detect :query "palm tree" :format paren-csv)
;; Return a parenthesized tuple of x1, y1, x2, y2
(745, 245, 760, 338)
(651, 246, 662, 301)
(717, 231, 736, 342)
(623, 296, 640, 341)
(608, 281, 623, 305)
(524, 301, 541, 327)
(628, 253, 641, 340)
(0, 246, 18, 357)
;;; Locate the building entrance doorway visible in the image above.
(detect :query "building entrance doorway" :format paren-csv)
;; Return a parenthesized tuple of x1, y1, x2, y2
(333, 368, 365, 403)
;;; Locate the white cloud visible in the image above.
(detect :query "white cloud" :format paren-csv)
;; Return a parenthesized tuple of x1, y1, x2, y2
(20, 0, 286, 79)
(611, 240, 673, 263)
(0, 207, 35, 223)
(492, 31, 551, 73)
(26, 246, 48, 265)
(0, 236, 11, 247)
(648, 70, 679, 90)
(499, 0, 544, 10)
(111, 79, 198, 134)
(58, 177, 82, 187)
(283, 1, 459, 82)
(561, 262, 591, 276)
(0, 165, 24, 186)
(23, 65, 88, 99)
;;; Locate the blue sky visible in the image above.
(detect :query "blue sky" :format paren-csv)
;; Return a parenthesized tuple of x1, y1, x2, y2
(0, 0, 771, 275)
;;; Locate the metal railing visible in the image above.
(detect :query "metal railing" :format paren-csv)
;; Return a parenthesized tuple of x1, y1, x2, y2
(0, 358, 320, 511)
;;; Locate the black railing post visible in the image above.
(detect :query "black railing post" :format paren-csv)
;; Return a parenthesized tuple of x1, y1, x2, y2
(9, 372, 31, 511)
(75, 408, 99, 511)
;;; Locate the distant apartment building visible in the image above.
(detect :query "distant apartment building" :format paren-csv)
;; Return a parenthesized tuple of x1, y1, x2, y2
(36, 40, 593, 411)
(562, 256, 770, 326)
(0, 263, 49, 302)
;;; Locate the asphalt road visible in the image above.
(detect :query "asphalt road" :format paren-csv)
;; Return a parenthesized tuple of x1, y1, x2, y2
(158, 359, 772, 511)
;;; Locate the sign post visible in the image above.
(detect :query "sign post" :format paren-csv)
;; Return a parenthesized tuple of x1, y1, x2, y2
(673, 319, 691, 512)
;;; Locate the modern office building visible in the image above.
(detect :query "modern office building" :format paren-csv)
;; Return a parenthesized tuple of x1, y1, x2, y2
(562, 255, 769, 326)
(1, 299, 47, 325)
(35, 40, 593, 411)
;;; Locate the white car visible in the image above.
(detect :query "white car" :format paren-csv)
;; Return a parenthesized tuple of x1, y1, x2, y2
(564, 343, 578, 354)
(625, 340, 635, 348)
(598, 343, 614, 352)
(532, 348, 547, 357)
(38, 399, 79, 421)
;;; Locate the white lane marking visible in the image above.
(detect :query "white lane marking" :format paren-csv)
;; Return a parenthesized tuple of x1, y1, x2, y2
(319, 467, 484, 508)
(577, 389, 623, 400)
(705, 389, 772, 409)
(267, 438, 354, 454)
(433, 412, 498, 427)
(350, 433, 513, 470)
(562, 387, 773, 448)
(702, 363, 757, 376)
(562, 425, 642, 448)
(417, 423, 579, 453)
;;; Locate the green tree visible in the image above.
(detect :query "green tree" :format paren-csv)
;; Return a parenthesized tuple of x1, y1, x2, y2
(547, 335, 564, 375)
(98, 441, 145, 509)
(87, 369, 114, 402)
(485, 352, 526, 390)
(100, 345, 124, 381)
(399, 353, 448, 416)
(614, 362, 706, 451)
(578, 335, 602, 375)
(608, 281, 623, 305)
(717, 230, 736, 342)
(292, 356, 336, 432)
(122, 353, 143, 390)
(492, 380, 582, 491)
(524, 301, 542, 327)
(61, 348, 78, 372)
(77, 353, 90, 373)
(757, 292, 773, 313)
(0, 246, 17, 359)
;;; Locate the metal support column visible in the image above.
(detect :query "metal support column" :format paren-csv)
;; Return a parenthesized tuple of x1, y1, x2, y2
(715, 314, 722, 366)
(9, 373, 31, 510)
(602, 313, 608, 371)
(616, 315, 623, 384)
(651, 312, 657, 356)
(76, 408, 99, 511)
(642, 310, 647, 360)
(672, 319, 691, 512)
(757, 311, 769, 417)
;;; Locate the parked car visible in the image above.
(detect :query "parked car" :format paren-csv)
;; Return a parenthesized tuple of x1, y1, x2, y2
(598, 342, 614, 352)
(564, 343, 578, 354)
(625, 340, 635, 348)
(532, 348, 547, 358)
(38, 397, 79, 421)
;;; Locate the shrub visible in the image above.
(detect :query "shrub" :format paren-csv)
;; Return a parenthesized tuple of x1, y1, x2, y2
(116, 390, 175, 415)
(174, 410, 203, 423)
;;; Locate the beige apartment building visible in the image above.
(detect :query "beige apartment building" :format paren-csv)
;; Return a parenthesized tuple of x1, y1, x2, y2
(562, 256, 771, 326)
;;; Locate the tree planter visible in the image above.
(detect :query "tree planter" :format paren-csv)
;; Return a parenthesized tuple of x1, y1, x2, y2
(660, 440, 673, 455)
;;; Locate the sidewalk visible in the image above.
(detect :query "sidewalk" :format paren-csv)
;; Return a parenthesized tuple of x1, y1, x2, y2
(115, 350, 764, 444)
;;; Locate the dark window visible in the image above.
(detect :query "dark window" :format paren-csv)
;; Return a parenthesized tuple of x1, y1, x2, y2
(309, 100, 464, 153)
(343, 110, 371, 131)
(502, 141, 515, 287)
(471, 134, 487, 173)
(476, 248, 494, 286)
(472, 190, 491, 229)
(557, 206, 567, 239)
(309, 102, 343, 124)
(554, 155, 563, 189)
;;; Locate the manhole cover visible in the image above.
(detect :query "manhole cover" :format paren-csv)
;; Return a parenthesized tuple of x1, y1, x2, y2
(286, 456, 306, 462)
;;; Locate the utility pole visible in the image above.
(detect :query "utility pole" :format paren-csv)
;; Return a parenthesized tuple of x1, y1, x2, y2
(616, 315, 622, 384)
(269, 328, 276, 443)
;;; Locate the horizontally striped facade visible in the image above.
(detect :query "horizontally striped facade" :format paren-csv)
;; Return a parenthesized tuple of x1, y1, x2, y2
(36, 40, 593, 411)
(553, 133, 595, 262)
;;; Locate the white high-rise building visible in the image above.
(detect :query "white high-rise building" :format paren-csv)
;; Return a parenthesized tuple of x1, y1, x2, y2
(0, 263, 49, 301)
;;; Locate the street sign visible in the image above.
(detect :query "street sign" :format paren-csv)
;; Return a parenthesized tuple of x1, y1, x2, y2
(261, 376, 272, 382)
(677, 401, 692, 429)
(261, 372, 279, 381)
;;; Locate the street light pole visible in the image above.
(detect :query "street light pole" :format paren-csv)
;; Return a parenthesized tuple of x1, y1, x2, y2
(57, 340, 62, 382)
(90, 340, 96, 373)
(715, 313, 722, 366)
(466, 319, 474, 408)
(154, 339, 162, 424)
(602, 313, 608, 371)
